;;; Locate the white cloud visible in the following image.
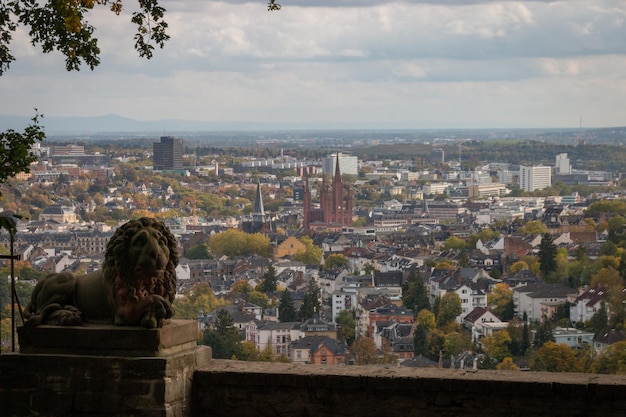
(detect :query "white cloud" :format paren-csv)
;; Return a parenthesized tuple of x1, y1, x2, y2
(1, 0, 625, 128)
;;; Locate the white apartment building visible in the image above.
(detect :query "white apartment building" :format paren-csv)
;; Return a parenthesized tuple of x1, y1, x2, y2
(520, 165, 552, 192)
(322, 152, 358, 176)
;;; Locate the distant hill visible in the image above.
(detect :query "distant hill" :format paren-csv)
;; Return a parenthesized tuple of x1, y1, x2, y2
(0, 114, 286, 135)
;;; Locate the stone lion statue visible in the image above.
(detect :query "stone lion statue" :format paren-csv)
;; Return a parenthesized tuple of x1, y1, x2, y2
(24, 217, 179, 329)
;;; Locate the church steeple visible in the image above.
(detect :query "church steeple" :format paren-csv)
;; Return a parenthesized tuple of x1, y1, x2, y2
(252, 180, 266, 224)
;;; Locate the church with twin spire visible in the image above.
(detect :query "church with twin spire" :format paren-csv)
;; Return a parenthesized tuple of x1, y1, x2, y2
(303, 154, 353, 231)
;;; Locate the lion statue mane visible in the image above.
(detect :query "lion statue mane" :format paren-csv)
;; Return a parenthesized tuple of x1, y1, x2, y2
(25, 217, 179, 329)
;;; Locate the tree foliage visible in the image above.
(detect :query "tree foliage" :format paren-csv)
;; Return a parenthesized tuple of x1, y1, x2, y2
(291, 236, 322, 265)
(299, 279, 321, 321)
(324, 253, 348, 270)
(590, 341, 626, 374)
(278, 290, 296, 322)
(0, 114, 45, 192)
(202, 309, 243, 359)
(349, 336, 379, 365)
(336, 309, 356, 345)
(0, 0, 170, 75)
(488, 283, 514, 321)
(401, 271, 430, 314)
(437, 292, 462, 327)
(538, 233, 557, 280)
(208, 229, 271, 258)
(532, 341, 580, 372)
(482, 329, 512, 362)
(173, 282, 226, 320)
(257, 265, 277, 293)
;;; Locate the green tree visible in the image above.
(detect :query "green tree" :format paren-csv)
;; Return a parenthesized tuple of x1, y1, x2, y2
(538, 233, 558, 280)
(586, 302, 609, 336)
(518, 220, 548, 235)
(533, 320, 555, 348)
(324, 254, 349, 270)
(413, 324, 429, 356)
(257, 265, 277, 293)
(248, 291, 269, 309)
(0, 115, 45, 192)
(336, 309, 356, 345)
(202, 309, 243, 359)
(299, 279, 321, 321)
(401, 271, 430, 314)
(437, 292, 462, 327)
(185, 243, 211, 259)
(441, 236, 467, 251)
(444, 331, 471, 357)
(278, 290, 296, 322)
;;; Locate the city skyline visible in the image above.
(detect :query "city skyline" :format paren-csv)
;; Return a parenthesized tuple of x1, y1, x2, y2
(1, 0, 625, 130)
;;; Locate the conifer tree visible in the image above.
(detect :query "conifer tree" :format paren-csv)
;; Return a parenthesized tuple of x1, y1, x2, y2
(278, 290, 296, 322)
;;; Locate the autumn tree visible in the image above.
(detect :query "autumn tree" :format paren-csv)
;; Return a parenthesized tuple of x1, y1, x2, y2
(496, 357, 519, 371)
(350, 336, 379, 365)
(532, 341, 580, 372)
(590, 340, 626, 374)
(291, 236, 322, 265)
(488, 283, 514, 321)
(248, 290, 270, 309)
(416, 309, 436, 331)
(208, 229, 271, 258)
(441, 236, 467, 251)
(173, 282, 226, 320)
(482, 329, 512, 362)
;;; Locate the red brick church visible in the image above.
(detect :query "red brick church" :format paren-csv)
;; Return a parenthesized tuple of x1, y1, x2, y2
(303, 154, 353, 230)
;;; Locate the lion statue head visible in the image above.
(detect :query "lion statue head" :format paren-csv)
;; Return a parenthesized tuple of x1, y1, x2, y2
(25, 217, 179, 329)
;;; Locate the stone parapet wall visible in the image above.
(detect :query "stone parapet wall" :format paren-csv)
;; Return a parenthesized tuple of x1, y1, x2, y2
(192, 360, 626, 417)
(1, 346, 211, 417)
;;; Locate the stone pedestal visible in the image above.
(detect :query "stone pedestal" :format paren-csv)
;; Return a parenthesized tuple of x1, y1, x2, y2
(0, 320, 211, 417)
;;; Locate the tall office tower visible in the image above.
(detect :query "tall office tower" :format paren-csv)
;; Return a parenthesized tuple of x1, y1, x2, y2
(430, 148, 445, 165)
(153, 136, 184, 170)
(555, 153, 571, 175)
(322, 152, 358, 176)
(520, 165, 552, 192)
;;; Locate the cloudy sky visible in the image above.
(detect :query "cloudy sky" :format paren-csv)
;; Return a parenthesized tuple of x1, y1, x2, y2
(2, 0, 625, 129)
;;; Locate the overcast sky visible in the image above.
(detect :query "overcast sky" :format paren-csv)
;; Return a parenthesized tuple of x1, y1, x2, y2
(2, 0, 625, 129)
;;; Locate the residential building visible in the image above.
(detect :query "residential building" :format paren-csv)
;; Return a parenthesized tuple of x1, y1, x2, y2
(552, 327, 595, 349)
(513, 283, 578, 322)
(569, 286, 609, 324)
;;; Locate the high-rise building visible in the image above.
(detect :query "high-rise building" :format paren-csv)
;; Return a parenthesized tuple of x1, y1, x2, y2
(153, 136, 183, 170)
(520, 165, 552, 192)
(555, 153, 571, 175)
(322, 152, 358, 176)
